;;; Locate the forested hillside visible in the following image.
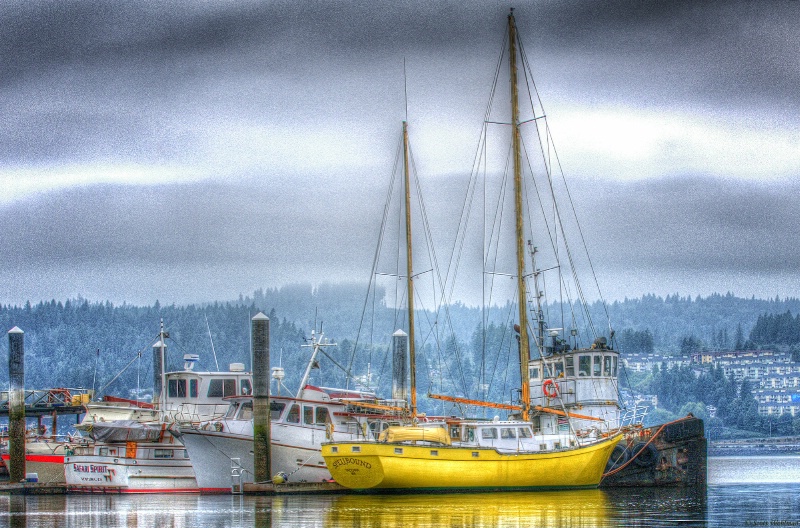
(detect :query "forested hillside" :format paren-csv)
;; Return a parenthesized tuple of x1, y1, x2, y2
(1, 285, 799, 423)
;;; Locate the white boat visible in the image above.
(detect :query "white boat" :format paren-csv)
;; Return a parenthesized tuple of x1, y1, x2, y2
(63, 322, 253, 493)
(178, 330, 406, 492)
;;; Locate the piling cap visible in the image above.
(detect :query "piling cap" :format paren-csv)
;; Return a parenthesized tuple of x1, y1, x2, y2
(252, 312, 269, 321)
(8, 326, 23, 334)
(393, 329, 408, 337)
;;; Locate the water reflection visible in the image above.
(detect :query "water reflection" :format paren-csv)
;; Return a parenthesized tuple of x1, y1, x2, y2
(322, 490, 611, 528)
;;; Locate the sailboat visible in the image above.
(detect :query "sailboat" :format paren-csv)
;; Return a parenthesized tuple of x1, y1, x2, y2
(321, 10, 622, 491)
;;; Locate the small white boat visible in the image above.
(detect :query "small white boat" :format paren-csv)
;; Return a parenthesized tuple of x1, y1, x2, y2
(64, 322, 253, 493)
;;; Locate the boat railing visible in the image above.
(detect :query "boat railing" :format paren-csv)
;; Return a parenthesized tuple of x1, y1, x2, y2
(620, 404, 649, 427)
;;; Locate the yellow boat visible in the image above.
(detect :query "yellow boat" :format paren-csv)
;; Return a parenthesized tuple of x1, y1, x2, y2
(322, 421, 622, 491)
(324, 10, 625, 492)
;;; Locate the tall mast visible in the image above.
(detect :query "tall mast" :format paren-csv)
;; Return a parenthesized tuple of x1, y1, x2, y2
(403, 120, 418, 418)
(509, 10, 531, 421)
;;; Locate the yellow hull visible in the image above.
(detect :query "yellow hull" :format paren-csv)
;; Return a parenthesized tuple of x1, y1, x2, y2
(322, 433, 622, 491)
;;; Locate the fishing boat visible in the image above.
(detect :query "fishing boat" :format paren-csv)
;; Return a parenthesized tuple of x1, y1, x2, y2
(322, 10, 624, 491)
(177, 330, 408, 492)
(63, 322, 253, 492)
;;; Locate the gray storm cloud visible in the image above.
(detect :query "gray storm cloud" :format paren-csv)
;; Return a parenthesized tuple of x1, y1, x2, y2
(1, 0, 799, 305)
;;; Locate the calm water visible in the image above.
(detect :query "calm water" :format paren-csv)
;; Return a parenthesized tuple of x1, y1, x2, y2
(1, 456, 799, 527)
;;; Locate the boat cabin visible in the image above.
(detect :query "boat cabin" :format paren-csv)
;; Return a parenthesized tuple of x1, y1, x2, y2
(528, 337, 621, 433)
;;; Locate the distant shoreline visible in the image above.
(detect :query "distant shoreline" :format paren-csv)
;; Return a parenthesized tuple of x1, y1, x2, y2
(709, 438, 800, 457)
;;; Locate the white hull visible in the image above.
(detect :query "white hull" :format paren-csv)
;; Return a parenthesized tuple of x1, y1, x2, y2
(65, 443, 197, 493)
(181, 421, 358, 492)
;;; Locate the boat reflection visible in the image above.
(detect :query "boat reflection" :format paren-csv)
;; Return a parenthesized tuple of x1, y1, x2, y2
(321, 490, 612, 528)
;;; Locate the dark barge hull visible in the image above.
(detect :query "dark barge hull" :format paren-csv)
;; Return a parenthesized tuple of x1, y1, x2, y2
(600, 416, 707, 488)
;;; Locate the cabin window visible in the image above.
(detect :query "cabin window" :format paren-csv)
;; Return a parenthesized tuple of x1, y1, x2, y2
(466, 428, 476, 442)
(352, 446, 361, 453)
(603, 356, 612, 377)
(518, 428, 532, 439)
(540, 444, 547, 450)
(593, 355, 602, 376)
(612, 356, 618, 377)
(207, 378, 237, 398)
(430, 450, 438, 456)
(565, 357, 575, 377)
(286, 404, 300, 423)
(316, 407, 330, 425)
(529, 366, 540, 380)
(240, 379, 252, 395)
(270, 402, 286, 420)
(154, 449, 174, 459)
(500, 428, 516, 439)
(168, 379, 187, 398)
(553, 361, 565, 378)
(99, 447, 108, 457)
(184, 450, 190, 458)
(472, 452, 479, 458)
(225, 403, 239, 418)
(394, 448, 403, 455)
(449, 425, 460, 439)
(481, 428, 498, 440)
(303, 406, 314, 425)
(554, 442, 561, 449)
(189, 379, 198, 398)
(579, 355, 591, 376)
(331, 447, 338, 454)
(238, 401, 253, 421)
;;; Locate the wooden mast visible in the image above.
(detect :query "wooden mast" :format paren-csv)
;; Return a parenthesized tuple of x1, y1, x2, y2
(509, 10, 531, 421)
(402, 120, 418, 418)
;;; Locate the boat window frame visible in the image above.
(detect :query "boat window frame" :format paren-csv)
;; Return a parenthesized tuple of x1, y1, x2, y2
(240, 379, 252, 395)
(315, 406, 330, 425)
(286, 404, 300, 424)
(578, 355, 591, 377)
(303, 405, 314, 425)
(238, 401, 253, 421)
(500, 427, 517, 439)
(480, 427, 498, 440)
(224, 402, 239, 419)
(270, 401, 286, 421)
(565, 356, 575, 377)
(603, 355, 612, 377)
(168, 379, 187, 399)
(189, 379, 198, 398)
(593, 355, 602, 376)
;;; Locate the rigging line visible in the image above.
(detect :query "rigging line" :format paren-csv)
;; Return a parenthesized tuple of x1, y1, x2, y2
(205, 315, 220, 372)
(348, 132, 404, 380)
(408, 145, 475, 400)
(516, 36, 591, 333)
(519, 132, 598, 338)
(440, 24, 507, 309)
(519, 35, 610, 334)
(97, 336, 156, 396)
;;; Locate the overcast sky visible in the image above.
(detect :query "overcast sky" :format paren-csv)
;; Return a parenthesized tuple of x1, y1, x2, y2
(1, 0, 799, 307)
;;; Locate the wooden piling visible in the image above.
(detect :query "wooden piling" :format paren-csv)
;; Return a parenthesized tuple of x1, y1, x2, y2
(251, 312, 270, 483)
(8, 327, 26, 483)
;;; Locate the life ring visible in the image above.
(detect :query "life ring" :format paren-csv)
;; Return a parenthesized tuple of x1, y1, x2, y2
(542, 379, 559, 398)
(325, 422, 334, 440)
(605, 444, 630, 471)
(631, 442, 658, 467)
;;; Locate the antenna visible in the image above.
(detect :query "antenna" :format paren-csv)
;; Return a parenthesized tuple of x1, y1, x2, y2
(205, 315, 220, 371)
